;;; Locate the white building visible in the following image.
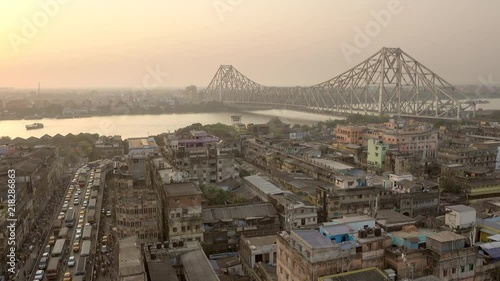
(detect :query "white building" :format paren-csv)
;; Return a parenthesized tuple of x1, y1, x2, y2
(445, 205, 476, 230)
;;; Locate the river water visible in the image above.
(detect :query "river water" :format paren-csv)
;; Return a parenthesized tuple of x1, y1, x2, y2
(1, 98, 498, 139)
(0, 109, 339, 139)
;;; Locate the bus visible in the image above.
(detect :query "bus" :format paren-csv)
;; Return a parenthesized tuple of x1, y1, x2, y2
(57, 227, 69, 239)
(91, 190, 98, 199)
(51, 239, 66, 257)
(87, 209, 96, 224)
(75, 257, 87, 276)
(81, 240, 91, 257)
(82, 225, 92, 240)
(46, 258, 60, 280)
(65, 209, 75, 227)
(92, 179, 100, 190)
(78, 175, 86, 187)
(88, 198, 97, 209)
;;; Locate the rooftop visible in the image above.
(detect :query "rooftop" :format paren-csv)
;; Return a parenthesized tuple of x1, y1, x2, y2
(310, 158, 354, 170)
(119, 236, 144, 278)
(293, 229, 333, 249)
(241, 234, 277, 248)
(376, 210, 416, 226)
(164, 182, 202, 197)
(427, 231, 465, 243)
(202, 203, 277, 224)
(244, 175, 284, 195)
(446, 204, 476, 213)
(318, 267, 388, 281)
(128, 137, 158, 149)
(180, 249, 220, 281)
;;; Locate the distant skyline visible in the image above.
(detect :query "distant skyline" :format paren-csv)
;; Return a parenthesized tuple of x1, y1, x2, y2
(1, 0, 499, 89)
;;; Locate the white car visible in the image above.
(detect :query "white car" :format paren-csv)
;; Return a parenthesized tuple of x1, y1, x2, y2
(106, 210, 112, 217)
(74, 199, 80, 205)
(83, 201, 88, 207)
(42, 252, 49, 258)
(68, 256, 76, 267)
(75, 233, 81, 241)
(76, 227, 82, 235)
(34, 270, 44, 280)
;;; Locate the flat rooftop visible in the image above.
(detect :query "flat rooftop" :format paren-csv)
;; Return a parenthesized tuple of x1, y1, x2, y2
(164, 182, 202, 196)
(319, 267, 388, 281)
(293, 229, 333, 249)
(311, 158, 353, 170)
(180, 249, 219, 281)
(428, 231, 466, 243)
(128, 137, 158, 149)
(241, 235, 277, 247)
(446, 204, 476, 213)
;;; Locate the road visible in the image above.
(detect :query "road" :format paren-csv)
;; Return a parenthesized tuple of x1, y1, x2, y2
(24, 159, 111, 281)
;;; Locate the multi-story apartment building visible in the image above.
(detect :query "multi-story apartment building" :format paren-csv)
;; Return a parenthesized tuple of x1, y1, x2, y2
(0, 147, 63, 274)
(94, 135, 124, 159)
(114, 182, 162, 242)
(276, 229, 357, 281)
(240, 234, 277, 277)
(162, 182, 204, 242)
(165, 130, 237, 184)
(202, 203, 279, 254)
(427, 231, 478, 281)
(335, 125, 367, 145)
(367, 138, 390, 170)
(439, 145, 498, 171)
(127, 137, 159, 180)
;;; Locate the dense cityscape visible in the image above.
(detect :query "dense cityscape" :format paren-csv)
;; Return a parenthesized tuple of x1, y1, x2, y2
(2, 1, 500, 281)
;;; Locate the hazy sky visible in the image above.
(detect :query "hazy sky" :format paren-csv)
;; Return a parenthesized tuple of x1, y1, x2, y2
(1, 0, 499, 89)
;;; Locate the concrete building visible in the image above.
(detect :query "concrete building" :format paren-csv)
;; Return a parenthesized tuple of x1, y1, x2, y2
(318, 267, 390, 281)
(143, 240, 219, 281)
(162, 182, 204, 242)
(367, 139, 389, 170)
(269, 193, 317, 230)
(127, 137, 159, 180)
(335, 125, 367, 145)
(94, 135, 124, 159)
(240, 234, 277, 278)
(118, 236, 146, 281)
(276, 229, 357, 281)
(445, 205, 476, 230)
(115, 184, 161, 242)
(427, 231, 478, 281)
(202, 203, 279, 254)
(0, 147, 63, 273)
(165, 130, 237, 184)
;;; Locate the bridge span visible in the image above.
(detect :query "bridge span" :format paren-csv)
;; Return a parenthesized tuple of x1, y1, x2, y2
(205, 47, 484, 120)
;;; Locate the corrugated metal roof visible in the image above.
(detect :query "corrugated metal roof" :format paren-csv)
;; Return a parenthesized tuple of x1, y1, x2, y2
(244, 175, 283, 195)
(427, 231, 465, 243)
(202, 203, 277, 223)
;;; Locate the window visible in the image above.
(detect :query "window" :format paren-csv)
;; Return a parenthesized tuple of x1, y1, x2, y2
(469, 264, 474, 271)
(173, 227, 177, 232)
(461, 266, 465, 273)
(452, 268, 456, 274)
(443, 270, 447, 277)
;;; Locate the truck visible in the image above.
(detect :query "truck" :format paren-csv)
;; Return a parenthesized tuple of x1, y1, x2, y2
(87, 209, 96, 223)
(91, 190, 98, 199)
(65, 209, 75, 227)
(81, 240, 91, 257)
(51, 239, 66, 257)
(46, 258, 60, 280)
(92, 179, 100, 190)
(82, 225, 92, 240)
(57, 227, 69, 239)
(78, 175, 86, 187)
(88, 198, 97, 209)
(75, 256, 87, 276)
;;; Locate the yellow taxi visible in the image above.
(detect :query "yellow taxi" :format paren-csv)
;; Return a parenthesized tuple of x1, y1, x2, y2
(79, 210, 85, 216)
(63, 272, 72, 281)
(72, 242, 80, 252)
(48, 236, 56, 246)
(102, 236, 108, 244)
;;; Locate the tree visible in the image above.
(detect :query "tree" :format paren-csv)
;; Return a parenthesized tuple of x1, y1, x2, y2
(439, 169, 464, 193)
(200, 184, 228, 205)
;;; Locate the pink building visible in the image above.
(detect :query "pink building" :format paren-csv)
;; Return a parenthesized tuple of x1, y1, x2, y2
(335, 125, 367, 145)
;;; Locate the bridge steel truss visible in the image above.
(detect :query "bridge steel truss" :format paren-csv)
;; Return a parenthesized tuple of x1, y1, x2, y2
(205, 47, 474, 120)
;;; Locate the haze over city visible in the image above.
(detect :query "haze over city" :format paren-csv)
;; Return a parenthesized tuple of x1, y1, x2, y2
(1, 0, 500, 89)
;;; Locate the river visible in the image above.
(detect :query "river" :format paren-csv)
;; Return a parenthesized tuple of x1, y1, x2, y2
(1, 98, 499, 139)
(0, 109, 339, 139)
